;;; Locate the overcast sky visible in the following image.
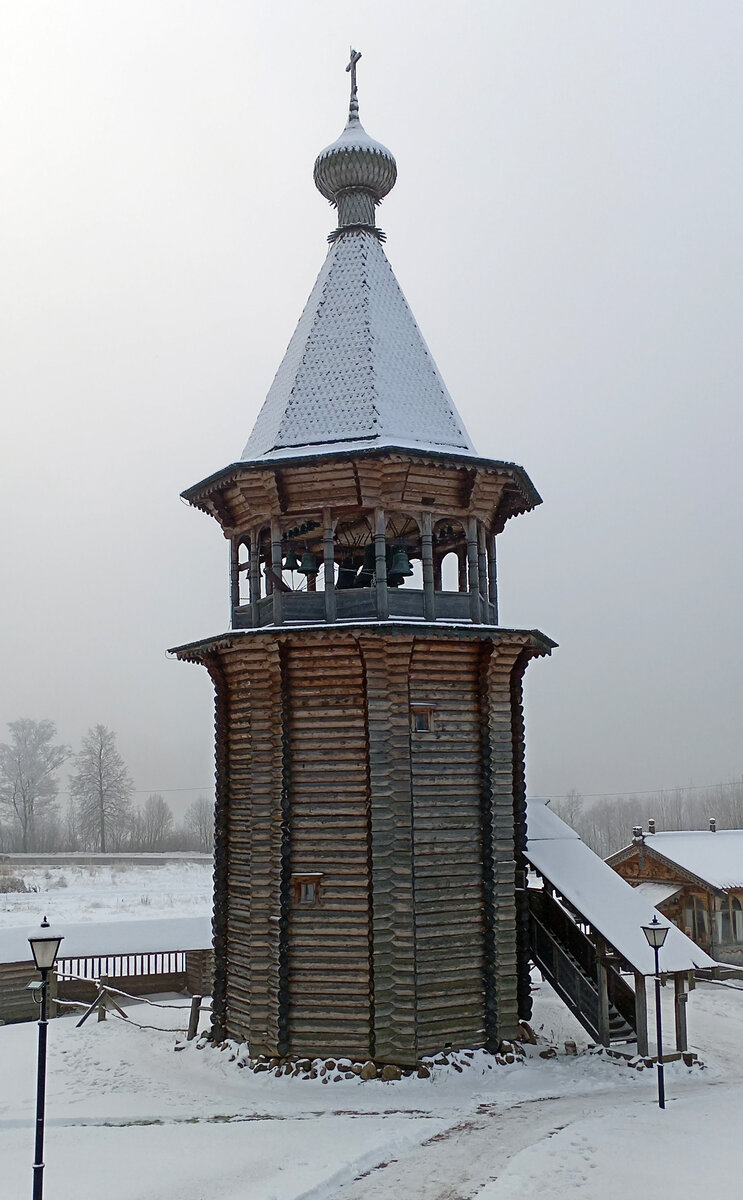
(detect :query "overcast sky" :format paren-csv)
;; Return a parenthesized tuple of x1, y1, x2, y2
(1, 2, 741, 815)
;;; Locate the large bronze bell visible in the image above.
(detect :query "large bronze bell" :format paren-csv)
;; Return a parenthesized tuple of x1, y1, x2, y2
(363, 544, 377, 572)
(389, 549, 414, 577)
(283, 548, 301, 571)
(297, 551, 318, 575)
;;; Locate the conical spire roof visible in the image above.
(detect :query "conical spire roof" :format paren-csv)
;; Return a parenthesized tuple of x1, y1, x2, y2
(241, 53, 475, 464)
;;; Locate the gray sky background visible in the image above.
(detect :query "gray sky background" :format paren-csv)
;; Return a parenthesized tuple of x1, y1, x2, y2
(2, 1, 741, 815)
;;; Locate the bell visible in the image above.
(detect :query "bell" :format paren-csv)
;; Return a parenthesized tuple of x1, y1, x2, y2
(283, 549, 301, 571)
(297, 551, 318, 575)
(389, 549, 414, 577)
(363, 544, 377, 572)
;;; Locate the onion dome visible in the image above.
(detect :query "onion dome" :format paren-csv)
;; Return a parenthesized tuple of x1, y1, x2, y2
(313, 49, 397, 238)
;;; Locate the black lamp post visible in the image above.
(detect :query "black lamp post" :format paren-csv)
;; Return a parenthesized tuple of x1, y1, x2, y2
(641, 914, 669, 1110)
(28, 917, 63, 1200)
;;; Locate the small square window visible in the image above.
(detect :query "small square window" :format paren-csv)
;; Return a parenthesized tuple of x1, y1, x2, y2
(411, 706, 435, 733)
(292, 873, 323, 906)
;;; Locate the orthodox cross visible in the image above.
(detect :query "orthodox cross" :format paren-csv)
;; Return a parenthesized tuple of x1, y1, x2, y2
(346, 47, 361, 100)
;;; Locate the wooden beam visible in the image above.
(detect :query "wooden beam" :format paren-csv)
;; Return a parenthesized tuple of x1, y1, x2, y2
(271, 518, 284, 624)
(674, 973, 688, 1052)
(323, 507, 336, 623)
(595, 935, 610, 1047)
(467, 516, 481, 623)
(421, 512, 435, 621)
(374, 507, 389, 620)
(634, 970, 649, 1056)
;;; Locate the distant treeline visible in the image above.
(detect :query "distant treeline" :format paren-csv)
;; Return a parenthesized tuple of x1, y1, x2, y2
(550, 783, 743, 858)
(0, 718, 213, 855)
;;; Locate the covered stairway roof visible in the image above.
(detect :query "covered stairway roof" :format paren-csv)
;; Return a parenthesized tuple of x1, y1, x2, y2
(525, 799, 716, 975)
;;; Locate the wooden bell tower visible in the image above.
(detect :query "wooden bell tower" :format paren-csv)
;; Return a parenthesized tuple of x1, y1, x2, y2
(172, 55, 554, 1065)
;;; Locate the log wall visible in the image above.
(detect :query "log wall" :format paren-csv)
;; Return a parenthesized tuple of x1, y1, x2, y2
(284, 638, 372, 1058)
(205, 626, 540, 1061)
(360, 637, 417, 1064)
(481, 643, 526, 1041)
(409, 640, 486, 1055)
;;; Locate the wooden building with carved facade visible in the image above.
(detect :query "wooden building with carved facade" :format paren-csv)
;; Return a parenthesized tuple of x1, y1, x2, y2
(172, 61, 554, 1065)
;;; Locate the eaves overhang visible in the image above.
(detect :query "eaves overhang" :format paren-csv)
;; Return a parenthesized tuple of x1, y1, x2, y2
(169, 622, 557, 665)
(181, 445, 542, 516)
(606, 843, 727, 898)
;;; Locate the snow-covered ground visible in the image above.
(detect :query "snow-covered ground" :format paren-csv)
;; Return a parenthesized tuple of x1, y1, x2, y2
(2, 860, 743, 1199)
(0, 860, 213, 928)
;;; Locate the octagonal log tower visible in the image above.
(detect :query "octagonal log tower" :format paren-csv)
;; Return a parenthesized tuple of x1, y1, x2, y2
(172, 56, 555, 1065)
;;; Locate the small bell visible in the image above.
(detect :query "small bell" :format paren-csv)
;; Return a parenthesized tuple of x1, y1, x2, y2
(297, 551, 318, 575)
(283, 548, 301, 571)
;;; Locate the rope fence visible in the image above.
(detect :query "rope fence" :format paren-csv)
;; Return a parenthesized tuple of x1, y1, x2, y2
(51, 982, 209, 1038)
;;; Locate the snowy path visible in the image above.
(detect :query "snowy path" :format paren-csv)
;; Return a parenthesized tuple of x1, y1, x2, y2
(327, 1092, 610, 1200)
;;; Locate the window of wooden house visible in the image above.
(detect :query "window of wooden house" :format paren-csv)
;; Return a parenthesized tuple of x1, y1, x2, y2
(291, 873, 323, 906)
(685, 894, 709, 945)
(411, 706, 435, 734)
(718, 895, 743, 944)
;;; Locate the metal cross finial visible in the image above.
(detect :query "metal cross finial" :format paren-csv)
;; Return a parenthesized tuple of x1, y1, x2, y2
(346, 47, 361, 99)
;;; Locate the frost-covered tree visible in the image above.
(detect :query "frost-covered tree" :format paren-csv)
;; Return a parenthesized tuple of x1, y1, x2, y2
(138, 793, 173, 851)
(69, 725, 134, 852)
(0, 719, 69, 852)
(184, 795, 214, 852)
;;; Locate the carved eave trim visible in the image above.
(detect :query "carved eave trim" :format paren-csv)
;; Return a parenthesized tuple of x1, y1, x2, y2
(181, 447, 542, 534)
(607, 843, 727, 897)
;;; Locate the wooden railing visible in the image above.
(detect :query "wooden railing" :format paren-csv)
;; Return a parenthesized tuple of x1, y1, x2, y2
(232, 588, 493, 628)
(57, 951, 185, 981)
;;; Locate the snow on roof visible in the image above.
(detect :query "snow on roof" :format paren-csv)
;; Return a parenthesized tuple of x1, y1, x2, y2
(632, 881, 682, 906)
(525, 800, 716, 974)
(241, 229, 475, 463)
(642, 830, 743, 890)
(0, 916, 211, 965)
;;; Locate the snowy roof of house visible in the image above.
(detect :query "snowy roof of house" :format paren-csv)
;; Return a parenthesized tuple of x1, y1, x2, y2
(0, 916, 211, 965)
(640, 831, 743, 891)
(631, 881, 682, 906)
(525, 800, 716, 974)
(241, 229, 475, 463)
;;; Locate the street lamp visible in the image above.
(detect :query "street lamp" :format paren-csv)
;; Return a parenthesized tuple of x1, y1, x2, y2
(642, 914, 669, 1110)
(28, 917, 63, 1200)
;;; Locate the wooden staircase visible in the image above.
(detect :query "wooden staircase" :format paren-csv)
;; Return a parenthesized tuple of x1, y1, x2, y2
(528, 889, 637, 1045)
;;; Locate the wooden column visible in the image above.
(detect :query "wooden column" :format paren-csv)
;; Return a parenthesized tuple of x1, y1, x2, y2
(489, 534, 499, 624)
(674, 973, 688, 1051)
(477, 523, 489, 615)
(250, 528, 260, 627)
(229, 538, 240, 624)
(374, 508, 389, 620)
(359, 636, 416, 1064)
(271, 519, 283, 625)
(421, 512, 435, 621)
(634, 970, 649, 1056)
(323, 507, 336, 623)
(596, 936, 611, 1047)
(457, 547, 468, 593)
(467, 516, 481, 623)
